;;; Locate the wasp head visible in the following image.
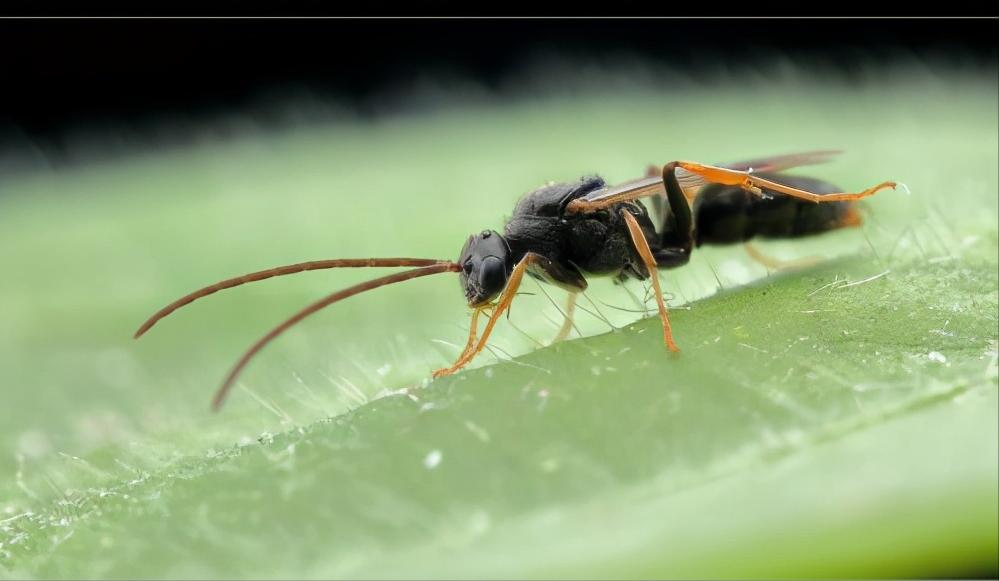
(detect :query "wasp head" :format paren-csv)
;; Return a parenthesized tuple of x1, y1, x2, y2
(457, 230, 512, 307)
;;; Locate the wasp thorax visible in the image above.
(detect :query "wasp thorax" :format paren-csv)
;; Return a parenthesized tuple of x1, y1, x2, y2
(457, 230, 511, 306)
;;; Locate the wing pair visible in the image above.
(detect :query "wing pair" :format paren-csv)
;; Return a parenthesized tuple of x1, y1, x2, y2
(572, 150, 894, 211)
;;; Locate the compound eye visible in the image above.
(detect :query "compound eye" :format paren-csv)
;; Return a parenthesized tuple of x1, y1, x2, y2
(477, 256, 507, 294)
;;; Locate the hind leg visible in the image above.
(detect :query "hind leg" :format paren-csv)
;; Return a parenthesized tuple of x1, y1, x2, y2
(744, 242, 822, 271)
(675, 161, 896, 203)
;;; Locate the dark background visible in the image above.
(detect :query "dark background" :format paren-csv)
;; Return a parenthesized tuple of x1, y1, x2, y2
(1, 18, 996, 153)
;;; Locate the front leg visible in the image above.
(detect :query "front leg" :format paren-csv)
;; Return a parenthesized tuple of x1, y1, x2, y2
(446, 306, 484, 370)
(433, 252, 554, 378)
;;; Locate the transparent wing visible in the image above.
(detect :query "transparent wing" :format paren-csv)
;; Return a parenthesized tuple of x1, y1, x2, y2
(583, 150, 842, 205)
(579, 175, 665, 205)
(719, 150, 841, 173)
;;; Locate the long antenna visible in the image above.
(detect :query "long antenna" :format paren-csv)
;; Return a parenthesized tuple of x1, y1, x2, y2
(134, 258, 451, 338)
(211, 261, 460, 411)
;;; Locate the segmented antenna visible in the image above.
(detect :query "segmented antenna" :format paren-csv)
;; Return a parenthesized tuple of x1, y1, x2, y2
(211, 262, 460, 411)
(134, 258, 452, 338)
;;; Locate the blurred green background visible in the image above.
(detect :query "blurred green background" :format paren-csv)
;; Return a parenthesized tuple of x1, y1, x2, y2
(0, 66, 996, 578)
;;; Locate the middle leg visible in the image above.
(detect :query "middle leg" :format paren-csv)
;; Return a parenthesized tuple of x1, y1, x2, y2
(551, 292, 578, 344)
(621, 209, 680, 352)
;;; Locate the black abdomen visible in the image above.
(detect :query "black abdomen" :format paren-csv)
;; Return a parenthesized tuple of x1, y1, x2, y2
(692, 173, 853, 246)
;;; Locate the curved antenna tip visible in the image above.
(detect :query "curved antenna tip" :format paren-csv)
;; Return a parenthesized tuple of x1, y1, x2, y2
(134, 319, 156, 339)
(208, 261, 461, 412)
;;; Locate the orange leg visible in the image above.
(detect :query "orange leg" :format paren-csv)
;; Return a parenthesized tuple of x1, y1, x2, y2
(432, 253, 542, 378)
(449, 306, 484, 364)
(427, 306, 486, 379)
(675, 161, 896, 203)
(621, 210, 680, 352)
(552, 292, 578, 343)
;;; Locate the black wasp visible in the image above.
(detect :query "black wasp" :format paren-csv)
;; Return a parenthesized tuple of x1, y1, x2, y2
(135, 151, 896, 410)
